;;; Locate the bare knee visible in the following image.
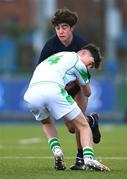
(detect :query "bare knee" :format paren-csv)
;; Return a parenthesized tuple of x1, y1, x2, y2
(73, 112, 90, 131)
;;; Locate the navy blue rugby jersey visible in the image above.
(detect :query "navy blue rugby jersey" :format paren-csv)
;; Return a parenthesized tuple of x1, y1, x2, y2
(38, 33, 88, 64)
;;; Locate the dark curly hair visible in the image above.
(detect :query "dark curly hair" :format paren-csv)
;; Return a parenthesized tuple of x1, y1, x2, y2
(51, 8, 78, 27)
(82, 43, 102, 69)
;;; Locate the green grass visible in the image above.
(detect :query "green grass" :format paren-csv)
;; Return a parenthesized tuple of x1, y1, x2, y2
(0, 123, 127, 179)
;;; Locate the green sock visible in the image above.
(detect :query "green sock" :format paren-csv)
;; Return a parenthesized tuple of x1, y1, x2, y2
(48, 137, 61, 152)
(83, 147, 94, 159)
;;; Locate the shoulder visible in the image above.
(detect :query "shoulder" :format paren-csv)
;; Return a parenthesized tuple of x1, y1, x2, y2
(43, 35, 61, 51)
(44, 35, 57, 46)
(73, 33, 88, 45)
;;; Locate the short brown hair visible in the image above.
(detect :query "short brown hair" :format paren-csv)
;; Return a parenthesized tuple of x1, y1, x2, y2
(82, 43, 102, 69)
(51, 8, 78, 27)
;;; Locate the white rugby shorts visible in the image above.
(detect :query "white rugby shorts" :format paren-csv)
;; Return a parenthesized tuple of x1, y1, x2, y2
(24, 83, 81, 121)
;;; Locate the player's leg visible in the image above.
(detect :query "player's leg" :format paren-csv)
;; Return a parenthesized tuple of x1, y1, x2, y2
(71, 86, 89, 169)
(64, 111, 94, 168)
(24, 84, 66, 170)
(71, 112, 110, 171)
(87, 112, 101, 144)
(65, 82, 101, 170)
(74, 86, 101, 167)
(69, 113, 101, 170)
(41, 117, 66, 170)
(74, 84, 101, 144)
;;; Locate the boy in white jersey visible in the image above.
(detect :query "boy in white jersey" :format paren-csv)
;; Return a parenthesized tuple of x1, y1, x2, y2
(24, 44, 110, 171)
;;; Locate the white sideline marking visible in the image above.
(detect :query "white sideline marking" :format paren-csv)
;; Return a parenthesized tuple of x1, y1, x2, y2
(19, 137, 42, 144)
(0, 156, 127, 160)
(1, 145, 127, 150)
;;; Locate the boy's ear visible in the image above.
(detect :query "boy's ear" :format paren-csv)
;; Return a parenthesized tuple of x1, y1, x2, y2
(71, 26, 75, 31)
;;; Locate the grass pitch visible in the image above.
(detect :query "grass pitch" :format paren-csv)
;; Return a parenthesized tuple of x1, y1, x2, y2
(0, 123, 127, 179)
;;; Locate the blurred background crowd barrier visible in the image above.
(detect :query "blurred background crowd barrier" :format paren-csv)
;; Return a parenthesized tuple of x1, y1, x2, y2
(0, 0, 127, 123)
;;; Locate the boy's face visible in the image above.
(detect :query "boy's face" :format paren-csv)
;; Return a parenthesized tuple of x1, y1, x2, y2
(55, 23, 74, 44)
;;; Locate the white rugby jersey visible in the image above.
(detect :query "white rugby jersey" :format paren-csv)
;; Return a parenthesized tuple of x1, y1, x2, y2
(29, 52, 89, 88)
